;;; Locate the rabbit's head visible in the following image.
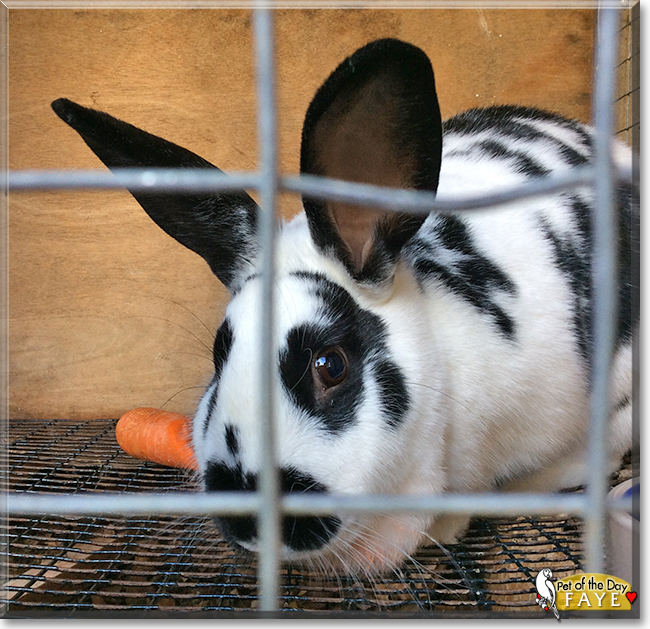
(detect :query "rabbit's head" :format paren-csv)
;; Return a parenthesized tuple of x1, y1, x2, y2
(53, 39, 448, 573)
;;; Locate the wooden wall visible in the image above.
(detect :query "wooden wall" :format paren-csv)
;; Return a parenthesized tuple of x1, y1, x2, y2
(8, 7, 598, 420)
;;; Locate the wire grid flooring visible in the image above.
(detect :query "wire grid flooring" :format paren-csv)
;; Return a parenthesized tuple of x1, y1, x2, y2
(1, 419, 631, 617)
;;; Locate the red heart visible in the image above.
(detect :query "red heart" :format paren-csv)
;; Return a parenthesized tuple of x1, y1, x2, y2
(626, 592, 637, 604)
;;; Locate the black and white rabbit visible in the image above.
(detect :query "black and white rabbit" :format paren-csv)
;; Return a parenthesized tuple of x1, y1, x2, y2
(52, 39, 636, 575)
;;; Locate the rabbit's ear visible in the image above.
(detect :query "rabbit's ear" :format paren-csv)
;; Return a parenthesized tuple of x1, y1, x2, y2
(300, 39, 442, 291)
(52, 98, 258, 293)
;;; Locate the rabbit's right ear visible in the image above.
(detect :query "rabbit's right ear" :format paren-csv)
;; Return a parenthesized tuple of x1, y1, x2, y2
(300, 39, 443, 293)
(51, 98, 258, 293)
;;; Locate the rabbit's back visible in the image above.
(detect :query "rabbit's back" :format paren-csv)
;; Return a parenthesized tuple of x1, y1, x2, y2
(402, 105, 635, 496)
(408, 105, 634, 355)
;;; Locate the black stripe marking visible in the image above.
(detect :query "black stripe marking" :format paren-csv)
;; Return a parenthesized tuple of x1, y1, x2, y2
(539, 200, 592, 364)
(232, 272, 259, 296)
(443, 105, 593, 153)
(407, 215, 517, 339)
(615, 181, 638, 346)
(614, 395, 631, 414)
(476, 139, 551, 178)
(540, 183, 636, 372)
(203, 381, 220, 437)
(443, 105, 593, 178)
(499, 120, 589, 167)
(446, 138, 552, 179)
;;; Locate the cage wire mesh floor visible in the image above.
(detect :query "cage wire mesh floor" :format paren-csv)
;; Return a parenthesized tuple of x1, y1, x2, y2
(1, 419, 632, 617)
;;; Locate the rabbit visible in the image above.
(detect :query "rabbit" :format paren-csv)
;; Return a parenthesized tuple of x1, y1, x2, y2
(52, 38, 636, 576)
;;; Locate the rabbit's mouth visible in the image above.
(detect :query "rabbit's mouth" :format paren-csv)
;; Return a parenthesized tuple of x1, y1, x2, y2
(216, 516, 422, 577)
(204, 461, 430, 575)
(214, 512, 343, 555)
(331, 513, 428, 575)
(281, 512, 429, 576)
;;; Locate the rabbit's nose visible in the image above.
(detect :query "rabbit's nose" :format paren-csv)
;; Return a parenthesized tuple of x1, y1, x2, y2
(205, 462, 341, 552)
(278, 467, 342, 552)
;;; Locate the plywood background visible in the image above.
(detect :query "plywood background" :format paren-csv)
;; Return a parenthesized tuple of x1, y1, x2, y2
(8, 7, 598, 420)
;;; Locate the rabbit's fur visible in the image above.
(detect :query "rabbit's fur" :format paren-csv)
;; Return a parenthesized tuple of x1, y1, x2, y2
(53, 38, 636, 575)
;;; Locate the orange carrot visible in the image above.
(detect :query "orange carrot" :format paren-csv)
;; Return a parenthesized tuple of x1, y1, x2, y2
(116, 407, 199, 471)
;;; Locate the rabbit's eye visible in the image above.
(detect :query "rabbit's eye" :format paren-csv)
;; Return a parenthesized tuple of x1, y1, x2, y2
(313, 348, 348, 388)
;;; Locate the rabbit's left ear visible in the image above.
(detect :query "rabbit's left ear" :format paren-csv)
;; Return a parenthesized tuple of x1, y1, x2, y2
(51, 98, 259, 293)
(300, 39, 442, 292)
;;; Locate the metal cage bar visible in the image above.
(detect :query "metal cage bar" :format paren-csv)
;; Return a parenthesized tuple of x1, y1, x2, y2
(252, 5, 282, 612)
(584, 4, 621, 578)
(2, 2, 635, 615)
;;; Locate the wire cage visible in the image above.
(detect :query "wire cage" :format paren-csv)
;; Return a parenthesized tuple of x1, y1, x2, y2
(1, 1, 640, 619)
(0, 418, 635, 616)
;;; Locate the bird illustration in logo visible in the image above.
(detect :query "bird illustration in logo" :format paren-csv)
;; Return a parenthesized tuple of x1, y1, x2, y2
(536, 568, 560, 620)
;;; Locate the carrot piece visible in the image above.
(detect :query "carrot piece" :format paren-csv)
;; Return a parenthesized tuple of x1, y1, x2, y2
(116, 407, 199, 471)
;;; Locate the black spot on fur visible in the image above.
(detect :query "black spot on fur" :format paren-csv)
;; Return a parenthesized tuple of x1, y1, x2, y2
(203, 319, 234, 435)
(205, 461, 257, 546)
(407, 215, 517, 339)
(374, 360, 409, 428)
(224, 425, 240, 457)
(279, 468, 342, 552)
(213, 319, 234, 377)
(281, 324, 361, 433)
(205, 463, 341, 552)
(280, 272, 410, 431)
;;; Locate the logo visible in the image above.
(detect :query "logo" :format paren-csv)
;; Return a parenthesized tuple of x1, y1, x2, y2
(534, 569, 636, 617)
(535, 568, 560, 620)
